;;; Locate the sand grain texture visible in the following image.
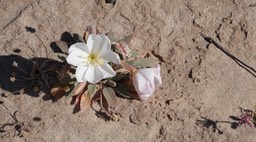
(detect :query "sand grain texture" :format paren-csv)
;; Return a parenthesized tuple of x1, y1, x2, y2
(1, 0, 256, 142)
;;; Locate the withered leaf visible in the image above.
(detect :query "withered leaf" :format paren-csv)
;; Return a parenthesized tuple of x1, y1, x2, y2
(80, 91, 91, 112)
(102, 87, 116, 107)
(51, 83, 73, 101)
(73, 82, 87, 96)
(54, 52, 68, 62)
(55, 41, 69, 54)
(106, 80, 117, 87)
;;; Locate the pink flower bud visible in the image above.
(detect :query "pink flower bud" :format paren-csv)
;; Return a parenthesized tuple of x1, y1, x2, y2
(132, 64, 162, 101)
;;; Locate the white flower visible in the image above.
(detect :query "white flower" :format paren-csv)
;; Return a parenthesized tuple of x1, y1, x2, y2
(66, 34, 120, 84)
(132, 64, 162, 101)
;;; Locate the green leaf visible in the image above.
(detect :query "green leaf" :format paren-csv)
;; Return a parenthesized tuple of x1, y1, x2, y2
(102, 87, 116, 107)
(88, 84, 98, 98)
(119, 34, 133, 45)
(126, 58, 159, 68)
(130, 49, 140, 58)
(113, 83, 131, 99)
(107, 32, 118, 42)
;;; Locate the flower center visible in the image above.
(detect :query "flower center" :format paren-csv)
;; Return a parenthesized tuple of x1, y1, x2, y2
(87, 53, 103, 66)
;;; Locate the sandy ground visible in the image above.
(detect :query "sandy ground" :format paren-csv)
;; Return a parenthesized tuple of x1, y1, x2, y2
(1, 0, 256, 141)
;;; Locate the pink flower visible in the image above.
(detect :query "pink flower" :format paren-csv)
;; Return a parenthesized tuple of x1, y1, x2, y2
(132, 64, 162, 101)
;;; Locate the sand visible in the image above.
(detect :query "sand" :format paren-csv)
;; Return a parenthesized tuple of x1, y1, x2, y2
(1, 0, 256, 141)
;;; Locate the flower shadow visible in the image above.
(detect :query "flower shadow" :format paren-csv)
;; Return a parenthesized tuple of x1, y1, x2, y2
(0, 54, 63, 100)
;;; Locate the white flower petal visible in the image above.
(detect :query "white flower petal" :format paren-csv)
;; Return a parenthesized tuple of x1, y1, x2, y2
(87, 34, 110, 53)
(98, 63, 116, 78)
(100, 51, 121, 64)
(97, 34, 111, 52)
(83, 66, 103, 84)
(75, 65, 89, 82)
(67, 34, 120, 84)
(69, 43, 90, 54)
(66, 51, 87, 67)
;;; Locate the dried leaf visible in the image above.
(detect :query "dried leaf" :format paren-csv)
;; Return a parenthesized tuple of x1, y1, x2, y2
(51, 84, 72, 101)
(102, 87, 116, 107)
(74, 93, 82, 106)
(84, 26, 98, 42)
(55, 41, 69, 54)
(51, 86, 64, 96)
(73, 93, 82, 113)
(73, 82, 87, 96)
(55, 53, 68, 62)
(113, 83, 131, 98)
(126, 58, 159, 68)
(64, 84, 75, 97)
(80, 91, 91, 112)
(106, 80, 117, 87)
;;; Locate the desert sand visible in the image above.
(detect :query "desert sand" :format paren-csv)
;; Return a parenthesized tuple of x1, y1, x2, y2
(1, 0, 256, 142)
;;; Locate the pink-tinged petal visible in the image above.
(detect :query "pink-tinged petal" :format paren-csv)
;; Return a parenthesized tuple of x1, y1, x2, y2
(75, 65, 89, 82)
(100, 51, 121, 64)
(66, 51, 88, 67)
(69, 43, 90, 54)
(132, 72, 154, 101)
(154, 65, 162, 87)
(132, 65, 162, 101)
(137, 68, 156, 89)
(139, 93, 152, 101)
